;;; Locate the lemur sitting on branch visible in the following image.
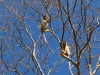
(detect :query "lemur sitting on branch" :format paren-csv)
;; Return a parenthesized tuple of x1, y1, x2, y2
(60, 41, 71, 57)
(40, 16, 49, 34)
(38, 16, 49, 43)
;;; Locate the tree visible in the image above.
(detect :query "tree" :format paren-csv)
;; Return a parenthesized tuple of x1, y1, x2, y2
(0, 0, 100, 75)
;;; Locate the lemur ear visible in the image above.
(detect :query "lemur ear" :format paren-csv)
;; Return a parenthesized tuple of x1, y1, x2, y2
(69, 45, 72, 50)
(43, 16, 46, 19)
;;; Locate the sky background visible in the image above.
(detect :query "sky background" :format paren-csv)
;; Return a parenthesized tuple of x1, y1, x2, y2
(0, 0, 100, 75)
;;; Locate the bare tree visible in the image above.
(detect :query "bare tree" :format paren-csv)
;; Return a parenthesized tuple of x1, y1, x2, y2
(0, 0, 100, 75)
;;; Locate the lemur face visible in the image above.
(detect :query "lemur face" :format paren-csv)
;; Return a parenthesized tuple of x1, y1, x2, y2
(62, 42, 66, 50)
(60, 41, 66, 50)
(43, 16, 48, 20)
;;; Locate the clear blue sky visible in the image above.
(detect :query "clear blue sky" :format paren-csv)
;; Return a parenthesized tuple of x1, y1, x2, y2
(0, 0, 100, 75)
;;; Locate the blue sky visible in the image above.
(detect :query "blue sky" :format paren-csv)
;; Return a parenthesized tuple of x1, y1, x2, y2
(0, 0, 100, 75)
